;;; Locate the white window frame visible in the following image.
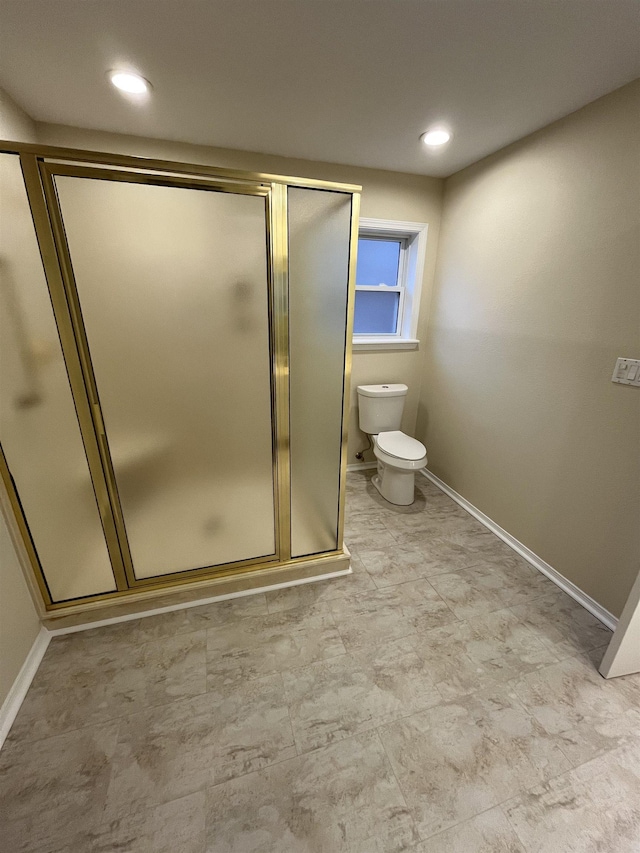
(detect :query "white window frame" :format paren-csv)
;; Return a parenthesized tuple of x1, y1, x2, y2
(353, 218, 428, 351)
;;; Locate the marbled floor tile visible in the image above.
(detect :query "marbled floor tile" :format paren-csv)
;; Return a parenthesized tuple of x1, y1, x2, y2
(417, 484, 449, 504)
(382, 502, 439, 523)
(0, 721, 120, 853)
(57, 791, 206, 853)
(266, 579, 341, 613)
(410, 622, 501, 701)
(206, 603, 345, 684)
(284, 639, 441, 753)
(344, 489, 380, 509)
(503, 743, 640, 852)
(379, 687, 571, 839)
(328, 579, 458, 649)
(436, 514, 504, 560)
(344, 515, 391, 541)
(5, 470, 636, 853)
(346, 468, 377, 487)
(204, 730, 419, 853)
(344, 526, 399, 551)
(376, 495, 455, 524)
(381, 484, 458, 511)
(414, 508, 471, 529)
(581, 642, 610, 669)
(510, 590, 612, 659)
(458, 560, 552, 608)
(284, 654, 401, 752)
(413, 806, 525, 853)
(103, 673, 296, 821)
(417, 482, 464, 502)
(137, 629, 207, 705)
(560, 707, 640, 769)
(511, 653, 639, 766)
(356, 543, 427, 588)
(484, 551, 547, 576)
(136, 593, 269, 642)
(350, 636, 443, 713)
(266, 556, 376, 613)
(468, 548, 535, 574)
(472, 534, 526, 562)
(428, 569, 509, 620)
(344, 492, 387, 527)
(129, 606, 194, 642)
(437, 526, 500, 551)
(45, 618, 142, 661)
(385, 511, 480, 539)
(395, 535, 485, 576)
(409, 614, 558, 703)
(597, 657, 640, 708)
(344, 470, 378, 490)
(461, 607, 559, 667)
(9, 630, 207, 743)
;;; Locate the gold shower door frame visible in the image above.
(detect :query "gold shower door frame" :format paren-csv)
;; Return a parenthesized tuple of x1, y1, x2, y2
(0, 142, 360, 611)
(39, 161, 283, 593)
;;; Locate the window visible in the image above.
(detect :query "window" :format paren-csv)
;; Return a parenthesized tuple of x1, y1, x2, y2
(353, 218, 428, 350)
(354, 238, 404, 334)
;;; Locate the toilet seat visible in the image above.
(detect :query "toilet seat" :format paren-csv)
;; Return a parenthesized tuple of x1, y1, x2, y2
(376, 431, 426, 461)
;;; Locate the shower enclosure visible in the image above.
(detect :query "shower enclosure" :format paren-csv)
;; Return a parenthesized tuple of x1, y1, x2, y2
(0, 142, 359, 612)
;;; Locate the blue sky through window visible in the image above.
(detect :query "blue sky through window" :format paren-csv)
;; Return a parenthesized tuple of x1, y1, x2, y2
(353, 290, 400, 334)
(356, 238, 401, 286)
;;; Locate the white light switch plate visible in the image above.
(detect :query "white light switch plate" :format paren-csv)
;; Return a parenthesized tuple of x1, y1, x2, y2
(612, 358, 640, 386)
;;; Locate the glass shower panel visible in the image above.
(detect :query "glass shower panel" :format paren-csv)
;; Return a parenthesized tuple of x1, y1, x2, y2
(288, 188, 352, 557)
(0, 154, 116, 600)
(54, 176, 276, 579)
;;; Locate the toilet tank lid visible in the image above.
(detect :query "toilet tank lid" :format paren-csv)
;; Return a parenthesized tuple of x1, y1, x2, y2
(357, 383, 408, 398)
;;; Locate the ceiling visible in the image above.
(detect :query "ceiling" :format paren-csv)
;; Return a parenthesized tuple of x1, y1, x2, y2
(0, 1, 638, 177)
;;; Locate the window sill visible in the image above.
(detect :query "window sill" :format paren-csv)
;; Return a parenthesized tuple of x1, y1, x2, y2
(352, 337, 419, 352)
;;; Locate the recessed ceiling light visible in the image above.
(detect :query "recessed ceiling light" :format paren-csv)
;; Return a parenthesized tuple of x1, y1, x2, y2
(109, 71, 151, 95)
(421, 128, 451, 147)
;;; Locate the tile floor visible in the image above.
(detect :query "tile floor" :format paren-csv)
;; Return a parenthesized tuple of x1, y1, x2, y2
(2, 470, 639, 852)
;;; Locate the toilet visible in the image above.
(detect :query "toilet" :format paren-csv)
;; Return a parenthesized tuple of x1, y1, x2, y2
(356, 383, 427, 506)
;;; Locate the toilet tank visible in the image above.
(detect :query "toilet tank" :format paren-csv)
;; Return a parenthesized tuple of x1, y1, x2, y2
(357, 384, 407, 434)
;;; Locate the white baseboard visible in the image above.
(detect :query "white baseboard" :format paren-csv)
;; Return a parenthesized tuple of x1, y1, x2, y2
(347, 462, 377, 472)
(0, 627, 51, 749)
(421, 469, 618, 631)
(49, 567, 352, 636)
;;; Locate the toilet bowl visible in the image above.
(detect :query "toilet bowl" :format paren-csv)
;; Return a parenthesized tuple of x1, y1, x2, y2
(356, 384, 427, 506)
(372, 431, 427, 505)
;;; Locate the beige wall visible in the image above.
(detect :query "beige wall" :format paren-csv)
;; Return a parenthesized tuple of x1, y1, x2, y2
(0, 89, 41, 709)
(417, 81, 640, 617)
(0, 88, 36, 143)
(35, 123, 443, 463)
(0, 511, 41, 706)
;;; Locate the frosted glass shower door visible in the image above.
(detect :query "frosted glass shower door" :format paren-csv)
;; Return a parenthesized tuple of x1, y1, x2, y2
(288, 188, 353, 557)
(53, 173, 276, 580)
(0, 153, 117, 601)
